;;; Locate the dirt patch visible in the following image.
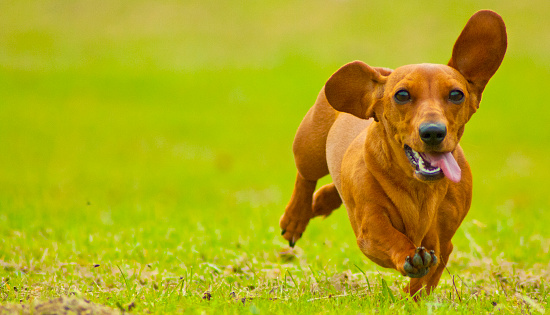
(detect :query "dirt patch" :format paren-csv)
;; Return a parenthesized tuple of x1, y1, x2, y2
(0, 297, 121, 315)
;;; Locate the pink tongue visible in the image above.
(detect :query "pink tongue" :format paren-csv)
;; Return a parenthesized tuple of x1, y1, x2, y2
(424, 152, 461, 183)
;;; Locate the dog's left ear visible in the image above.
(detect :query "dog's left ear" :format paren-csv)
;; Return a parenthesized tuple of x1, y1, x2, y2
(448, 10, 507, 97)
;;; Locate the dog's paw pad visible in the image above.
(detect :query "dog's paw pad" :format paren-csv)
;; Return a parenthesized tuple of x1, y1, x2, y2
(403, 247, 437, 278)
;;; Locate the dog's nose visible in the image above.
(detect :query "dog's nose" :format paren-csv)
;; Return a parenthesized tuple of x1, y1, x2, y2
(419, 123, 447, 145)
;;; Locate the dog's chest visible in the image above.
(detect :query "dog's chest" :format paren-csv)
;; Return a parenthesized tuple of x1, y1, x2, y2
(388, 188, 444, 246)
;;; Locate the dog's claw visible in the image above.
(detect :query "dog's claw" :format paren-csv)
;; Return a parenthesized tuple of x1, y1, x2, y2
(422, 250, 432, 267)
(281, 229, 286, 236)
(288, 235, 300, 248)
(430, 250, 438, 266)
(403, 247, 437, 278)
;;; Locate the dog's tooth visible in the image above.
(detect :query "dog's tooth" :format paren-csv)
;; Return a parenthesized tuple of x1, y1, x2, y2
(413, 150, 421, 161)
(419, 158, 428, 172)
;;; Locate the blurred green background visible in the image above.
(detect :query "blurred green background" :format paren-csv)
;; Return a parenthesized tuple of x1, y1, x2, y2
(0, 0, 549, 293)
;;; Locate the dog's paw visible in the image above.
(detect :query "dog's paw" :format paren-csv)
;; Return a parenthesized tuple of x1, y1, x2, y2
(279, 213, 309, 247)
(403, 247, 438, 278)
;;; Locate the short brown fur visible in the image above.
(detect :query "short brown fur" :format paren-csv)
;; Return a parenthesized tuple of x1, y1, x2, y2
(280, 10, 507, 298)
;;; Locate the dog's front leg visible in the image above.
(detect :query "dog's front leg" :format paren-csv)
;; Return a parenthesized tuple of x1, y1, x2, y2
(354, 206, 438, 278)
(406, 241, 452, 299)
(403, 227, 454, 299)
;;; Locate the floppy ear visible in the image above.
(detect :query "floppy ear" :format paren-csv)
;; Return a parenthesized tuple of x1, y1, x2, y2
(325, 61, 388, 121)
(448, 10, 507, 96)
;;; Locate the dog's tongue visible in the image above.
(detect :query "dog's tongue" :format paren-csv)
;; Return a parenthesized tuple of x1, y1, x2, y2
(424, 152, 461, 183)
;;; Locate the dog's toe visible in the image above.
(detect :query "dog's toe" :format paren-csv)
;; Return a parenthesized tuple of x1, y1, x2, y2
(404, 256, 416, 274)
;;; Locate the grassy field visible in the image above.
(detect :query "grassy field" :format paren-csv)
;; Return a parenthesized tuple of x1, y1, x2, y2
(1, 0, 549, 313)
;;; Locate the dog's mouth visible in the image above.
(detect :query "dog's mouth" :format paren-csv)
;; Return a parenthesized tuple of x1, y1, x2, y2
(404, 145, 461, 183)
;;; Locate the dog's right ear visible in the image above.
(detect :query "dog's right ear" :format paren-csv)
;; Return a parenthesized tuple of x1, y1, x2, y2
(325, 61, 388, 121)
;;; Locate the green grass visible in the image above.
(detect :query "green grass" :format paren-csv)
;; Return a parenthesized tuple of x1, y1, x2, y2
(1, 0, 550, 313)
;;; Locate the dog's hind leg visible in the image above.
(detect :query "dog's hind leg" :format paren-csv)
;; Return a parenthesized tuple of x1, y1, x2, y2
(280, 173, 317, 247)
(280, 88, 337, 247)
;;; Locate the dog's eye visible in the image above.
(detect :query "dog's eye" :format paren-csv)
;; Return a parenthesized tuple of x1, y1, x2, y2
(394, 90, 411, 104)
(449, 90, 465, 104)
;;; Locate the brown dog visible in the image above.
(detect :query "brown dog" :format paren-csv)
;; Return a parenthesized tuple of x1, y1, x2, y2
(279, 10, 507, 298)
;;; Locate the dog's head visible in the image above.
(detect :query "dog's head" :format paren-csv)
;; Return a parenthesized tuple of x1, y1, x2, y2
(324, 10, 507, 183)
